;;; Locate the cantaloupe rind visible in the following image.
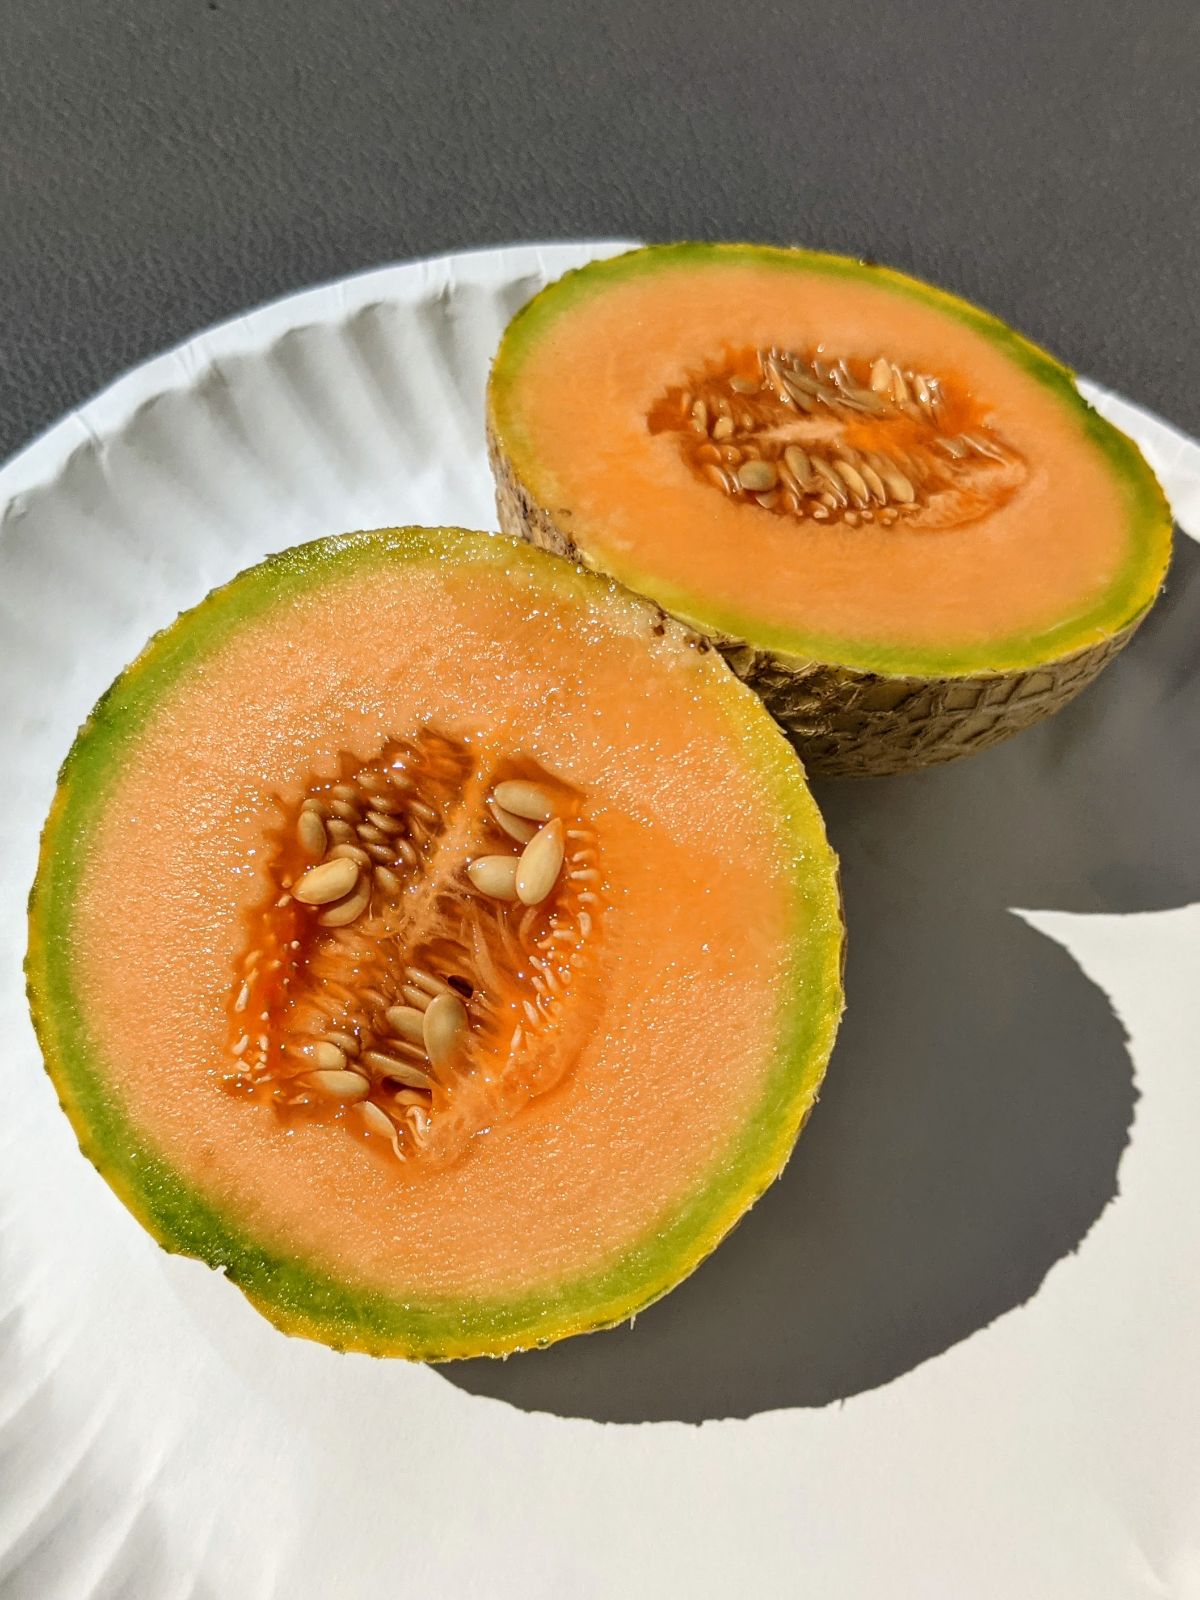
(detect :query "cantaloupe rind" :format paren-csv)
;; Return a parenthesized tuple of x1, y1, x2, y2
(488, 244, 1172, 776)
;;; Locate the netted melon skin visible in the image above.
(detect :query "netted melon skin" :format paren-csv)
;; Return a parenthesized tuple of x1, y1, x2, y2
(489, 426, 1150, 778)
(710, 627, 1140, 777)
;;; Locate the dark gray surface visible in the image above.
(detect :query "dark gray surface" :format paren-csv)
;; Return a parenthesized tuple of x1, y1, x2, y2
(2, 0, 1197, 465)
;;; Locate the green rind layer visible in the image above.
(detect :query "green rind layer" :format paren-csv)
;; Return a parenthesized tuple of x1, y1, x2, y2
(489, 243, 1173, 678)
(26, 527, 843, 1359)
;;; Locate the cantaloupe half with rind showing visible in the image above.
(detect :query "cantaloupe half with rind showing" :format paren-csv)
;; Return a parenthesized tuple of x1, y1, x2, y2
(26, 527, 843, 1359)
(487, 244, 1173, 776)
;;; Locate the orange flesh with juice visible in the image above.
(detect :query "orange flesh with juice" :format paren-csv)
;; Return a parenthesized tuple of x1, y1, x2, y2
(28, 529, 843, 1354)
(220, 732, 607, 1173)
(489, 246, 1170, 675)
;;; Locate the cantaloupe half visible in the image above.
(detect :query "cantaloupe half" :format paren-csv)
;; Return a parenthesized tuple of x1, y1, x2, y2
(26, 528, 843, 1359)
(487, 244, 1173, 776)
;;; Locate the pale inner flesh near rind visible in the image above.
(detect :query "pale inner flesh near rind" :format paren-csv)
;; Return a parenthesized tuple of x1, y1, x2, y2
(491, 251, 1170, 674)
(49, 534, 839, 1308)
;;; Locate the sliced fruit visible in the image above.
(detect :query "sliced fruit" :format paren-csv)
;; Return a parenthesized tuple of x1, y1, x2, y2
(487, 243, 1173, 776)
(27, 527, 843, 1359)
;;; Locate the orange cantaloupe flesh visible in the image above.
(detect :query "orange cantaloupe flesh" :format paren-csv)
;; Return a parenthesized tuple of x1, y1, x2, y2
(28, 530, 843, 1357)
(490, 246, 1170, 677)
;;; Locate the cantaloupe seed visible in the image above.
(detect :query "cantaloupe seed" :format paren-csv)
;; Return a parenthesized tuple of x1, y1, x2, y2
(317, 876, 371, 927)
(492, 779, 558, 821)
(487, 798, 538, 844)
(467, 854, 521, 900)
(308, 1069, 370, 1100)
(422, 993, 467, 1072)
(406, 966, 449, 996)
(294, 857, 359, 904)
(647, 343, 1024, 531)
(384, 1006, 426, 1044)
(516, 818, 565, 906)
(296, 807, 326, 857)
(225, 726, 602, 1171)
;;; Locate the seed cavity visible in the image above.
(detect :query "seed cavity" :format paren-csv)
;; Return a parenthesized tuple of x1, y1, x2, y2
(650, 345, 1026, 531)
(226, 734, 604, 1171)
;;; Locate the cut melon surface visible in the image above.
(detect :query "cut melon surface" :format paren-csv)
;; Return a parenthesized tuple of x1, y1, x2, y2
(27, 528, 843, 1358)
(488, 244, 1172, 774)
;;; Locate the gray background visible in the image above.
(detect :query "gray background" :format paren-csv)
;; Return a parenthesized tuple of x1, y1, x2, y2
(2, 0, 1197, 464)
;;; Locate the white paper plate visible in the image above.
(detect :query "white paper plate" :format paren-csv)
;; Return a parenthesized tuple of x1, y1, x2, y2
(2, 242, 1198, 1599)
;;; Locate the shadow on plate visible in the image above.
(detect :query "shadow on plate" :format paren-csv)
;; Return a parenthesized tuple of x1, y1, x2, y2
(443, 534, 1200, 1423)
